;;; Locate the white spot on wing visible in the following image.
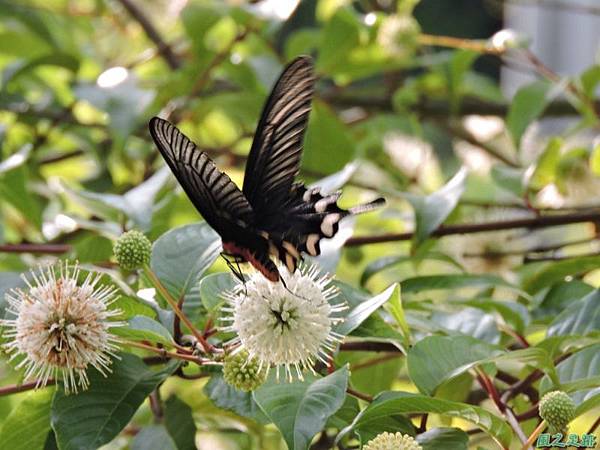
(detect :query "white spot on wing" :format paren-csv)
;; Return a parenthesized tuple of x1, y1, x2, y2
(306, 234, 320, 256)
(320, 213, 341, 237)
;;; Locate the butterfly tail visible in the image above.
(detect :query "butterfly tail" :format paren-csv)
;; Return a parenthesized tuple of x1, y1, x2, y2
(348, 197, 386, 215)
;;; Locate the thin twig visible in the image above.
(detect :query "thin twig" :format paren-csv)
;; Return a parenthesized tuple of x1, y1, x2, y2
(0, 379, 56, 396)
(340, 341, 401, 352)
(346, 387, 373, 402)
(115, 0, 181, 69)
(350, 353, 401, 371)
(345, 211, 600, 246)
(0, 243, 71, 254)
(143, 266, 213, 353)
(122, 339, 202, 364)
(521, 420, 546, 450)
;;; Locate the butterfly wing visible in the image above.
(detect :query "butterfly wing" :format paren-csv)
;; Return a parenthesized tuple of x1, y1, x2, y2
(242, 56, 316, 221)
(149, 117, 254, 239)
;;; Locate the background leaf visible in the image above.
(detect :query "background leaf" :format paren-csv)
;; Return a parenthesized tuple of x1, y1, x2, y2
(51, 354, 177, 450)
(253, 366, 349, 450)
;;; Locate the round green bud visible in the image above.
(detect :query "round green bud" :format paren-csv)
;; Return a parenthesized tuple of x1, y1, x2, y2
(539, 391, 576, 433)
(364, 432, 422, 450)
(113, 230, 152, 270)
(222, 351, 266, 392)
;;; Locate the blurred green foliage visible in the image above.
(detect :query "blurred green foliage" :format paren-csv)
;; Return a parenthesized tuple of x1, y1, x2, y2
(1, 0, 600, 449)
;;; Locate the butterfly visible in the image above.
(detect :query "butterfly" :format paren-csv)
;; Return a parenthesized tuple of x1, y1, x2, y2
(149, 56, 384, 283)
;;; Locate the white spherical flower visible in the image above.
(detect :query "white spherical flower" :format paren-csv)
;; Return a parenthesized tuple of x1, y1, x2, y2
(220, 264, 346, 381)
(364, 432, 422, 450)
(1, 261, 123, 393)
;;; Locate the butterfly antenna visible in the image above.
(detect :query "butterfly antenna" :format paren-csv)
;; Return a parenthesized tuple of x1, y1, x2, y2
(279, 276, 309, 301)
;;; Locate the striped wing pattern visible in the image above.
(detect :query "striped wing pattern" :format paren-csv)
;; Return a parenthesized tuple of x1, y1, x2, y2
(242, 56, 316, 221)
(149, 56, 385, 282)
(149, 117, 254, 240)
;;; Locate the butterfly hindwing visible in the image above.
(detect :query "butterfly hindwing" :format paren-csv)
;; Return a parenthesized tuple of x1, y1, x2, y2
(242, 56, 316, 220)
(149, 117, 254, 239)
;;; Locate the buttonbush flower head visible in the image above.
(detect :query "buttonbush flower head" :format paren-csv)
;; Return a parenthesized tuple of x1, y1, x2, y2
(113, 230, 152, 270)
(220, 264, 346, 381)
(377, 15, 420, 59)
(364, 432, 422, 450)
(539, 390, 576, 433)
(1, 261, 123, 393)
(222, 350, 266, 392)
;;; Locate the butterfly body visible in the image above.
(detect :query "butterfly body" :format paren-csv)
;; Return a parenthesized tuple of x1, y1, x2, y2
(149, 56, 384, 282)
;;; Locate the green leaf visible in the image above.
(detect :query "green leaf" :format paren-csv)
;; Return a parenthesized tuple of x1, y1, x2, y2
(111, 295, 157, 320)
(402, 273, 520, 295)
(204, 373, 269, 424)
(407, 335, 503, 395)
(151, 222, 221, 300)
(51, 353, 177, 450)
(1, 53, 79, 89)
(405, 167, 467, 247)
(65, 168, 171, 231)
(303, 101, 355, 173)
(335, 283, 398, 336)
(0, 389, 53, 450)
(164, 396, 197, 450)
(197, 272, 236, 312)
(430, 307, 500, 344)
(529, 137, 562, 189)
(337, 351, 403, 397)
(417, 427, 469, 450)
(325, 395, 360, 429)
(112, 315, 174, 346)
(506, 80, 551, 149)
(131, 425, 177, 450)
(316, 8, 360, 74)
(580, 64, 600, 98)
(74, 77, 154, 140)
(0, 144, 31, 174)
(540, 344, 600, 402)
(253, 366, 349, 450)
(490, 165, 526, 197)
(575, 392, 600, 417)
(384, 284, 411, 345)
(523, 255, 600, 294)
(338, 391, 512, 448)
(0, 164, 42, 228)
(547, 290, 600, 337)
(447, 50, 478, 113)
(360, 252, 464, 286)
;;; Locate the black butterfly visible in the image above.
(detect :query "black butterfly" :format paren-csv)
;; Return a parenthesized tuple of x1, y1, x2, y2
(149, 56, 384, 282)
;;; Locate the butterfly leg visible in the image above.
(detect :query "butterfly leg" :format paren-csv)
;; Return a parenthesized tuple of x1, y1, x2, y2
(221, 254, 248, 298)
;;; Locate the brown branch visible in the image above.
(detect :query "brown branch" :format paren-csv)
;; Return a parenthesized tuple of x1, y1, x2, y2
(345, 211, 600, 246)
(442, 121, 519, 167)
(503, 0, 600, 15)
(524, 251, 600, 263)
(340, 341, 401, 352)
(115, 0, 181, 70)
(515, 404, 540, 421)
(0, 243, 71, 254)
(588, 415, 600, 434)
(346, 387, 373, 402)
(323, 91, 600, 117)
(0, 379, 55, 396)
(350, 353, 401, 371)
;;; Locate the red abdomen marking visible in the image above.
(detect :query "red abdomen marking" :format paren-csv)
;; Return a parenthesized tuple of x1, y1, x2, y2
(222, 242, 279, 282)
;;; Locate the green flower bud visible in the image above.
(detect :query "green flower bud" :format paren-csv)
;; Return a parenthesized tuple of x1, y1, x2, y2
(223, 351, 266, 392)
(364, 432, 422, 450)
(539, 390, 576, 433)
(113, 230, 152, 270)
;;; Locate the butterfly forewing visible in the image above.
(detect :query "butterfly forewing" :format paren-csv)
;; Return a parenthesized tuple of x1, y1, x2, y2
(242, 56, 316, 220)
(149, 117, 254, 238)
